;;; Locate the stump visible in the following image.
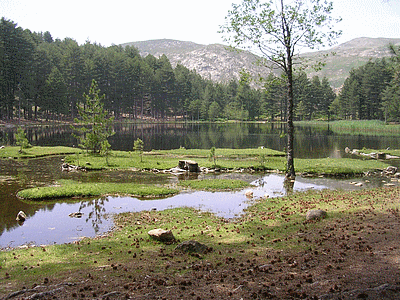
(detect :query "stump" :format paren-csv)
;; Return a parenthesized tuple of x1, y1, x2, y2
(377, 152, 386, 160)
(178, 160, 199, 172)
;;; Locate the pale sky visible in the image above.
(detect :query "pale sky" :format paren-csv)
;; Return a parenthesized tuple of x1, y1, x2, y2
(1, 0, 400, 49)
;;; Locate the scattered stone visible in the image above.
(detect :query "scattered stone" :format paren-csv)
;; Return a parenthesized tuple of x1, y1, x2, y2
(383, 166, 398, 176)
(306, 209, 327, 221)
(16, 211, 27, 222)
(148, 229, 176, 243)
(61, 163, 86, 172)
(245, 190, 254, 198)
(68, 212, 84, 218)
(175, 240, 213, 254)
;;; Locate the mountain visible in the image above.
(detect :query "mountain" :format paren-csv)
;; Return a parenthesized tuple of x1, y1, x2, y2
(122, 39, 269, 83)
(122, 37, 400, 89)
(302, 37, 400, 88)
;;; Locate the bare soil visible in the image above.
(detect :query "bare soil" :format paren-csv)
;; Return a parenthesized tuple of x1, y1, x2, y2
(2, 208, 400, 300)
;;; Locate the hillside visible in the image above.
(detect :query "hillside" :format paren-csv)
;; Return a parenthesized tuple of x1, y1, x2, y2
(122, 37, 400, 89)
(302, 37, 400, 88)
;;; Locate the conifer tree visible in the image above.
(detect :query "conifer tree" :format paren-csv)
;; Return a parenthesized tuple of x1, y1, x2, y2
(72, 79, 114, 154)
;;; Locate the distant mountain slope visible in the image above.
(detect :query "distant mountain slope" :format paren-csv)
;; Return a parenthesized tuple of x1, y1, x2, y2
(302, 37, 400, 88)
(122, 37, 400, 88)
(122, 39, 269, 83)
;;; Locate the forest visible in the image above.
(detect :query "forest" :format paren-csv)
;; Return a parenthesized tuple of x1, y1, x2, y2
(1, 18, 399, 123)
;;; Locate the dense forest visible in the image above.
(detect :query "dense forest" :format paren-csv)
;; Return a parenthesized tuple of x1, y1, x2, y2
(1, 18, 399, 123)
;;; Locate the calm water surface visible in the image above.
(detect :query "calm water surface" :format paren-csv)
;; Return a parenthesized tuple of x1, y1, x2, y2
(1, 123, 399, 248)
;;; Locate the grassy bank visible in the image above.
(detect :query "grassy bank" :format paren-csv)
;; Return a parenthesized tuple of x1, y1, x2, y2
(64, 148, 389, 176)
(178, 178, 250, 191)
(17, 180, 179, 200)
(2, 185, 399, 295)
(0, 146, 81, 159)
(296, 120, 400, 135)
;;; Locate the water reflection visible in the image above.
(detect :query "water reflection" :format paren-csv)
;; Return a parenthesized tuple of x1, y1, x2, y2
(3, 171, 394, 248)
(2, 123, 400, 158)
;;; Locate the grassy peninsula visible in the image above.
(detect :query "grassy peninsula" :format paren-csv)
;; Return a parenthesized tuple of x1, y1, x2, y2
(12, 145, 393, 200)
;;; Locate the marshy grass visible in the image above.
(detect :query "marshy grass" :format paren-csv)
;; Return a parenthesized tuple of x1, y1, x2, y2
(0, 146, 81, 159)
(178, 179, 250, 191)
(296, 120, 400, 135)
(17, 179, 178, 200)
(64, 148, 390, 176)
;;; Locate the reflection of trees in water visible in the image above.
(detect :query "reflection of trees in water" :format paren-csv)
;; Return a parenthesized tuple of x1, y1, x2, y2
(283, 177, 295, 195)
(78, 197, 109, 234)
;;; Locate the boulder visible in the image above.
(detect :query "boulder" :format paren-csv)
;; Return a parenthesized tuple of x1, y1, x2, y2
(16, 211, 27, 222)
(148, 228, 176, 243)
(306, 209, 327, 221)
(175, 240, 213, 254)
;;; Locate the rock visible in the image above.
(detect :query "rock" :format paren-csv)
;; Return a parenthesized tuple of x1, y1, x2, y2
(175, 240, 213, 254)
(344, 147, 351, 154)
(245, 190, 254, 198)
(306, 209, 327, 221)
(384, 166, 398, 175)
(68, 212, 84, 218)
(16, 211, 27, 222)
(148, 229, 176, 243)
(0, 145, 4, 149)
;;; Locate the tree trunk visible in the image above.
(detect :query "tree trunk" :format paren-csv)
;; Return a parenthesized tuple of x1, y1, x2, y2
(284, 7, 295, 180)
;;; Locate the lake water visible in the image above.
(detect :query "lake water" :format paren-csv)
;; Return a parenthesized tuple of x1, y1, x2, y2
(1, 123, 399, 248)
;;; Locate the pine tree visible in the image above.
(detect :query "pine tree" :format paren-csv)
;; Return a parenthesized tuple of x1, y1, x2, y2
(72, 79, 114, 154)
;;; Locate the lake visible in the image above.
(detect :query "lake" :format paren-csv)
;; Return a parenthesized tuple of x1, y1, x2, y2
(1, 122, 399, 248)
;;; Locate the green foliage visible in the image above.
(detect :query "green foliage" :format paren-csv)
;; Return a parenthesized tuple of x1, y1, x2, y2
(15, 127, 31, 152)
(209, 146, 217, 168)
(220, 0, 341, 178)
(133, 138, 144, 162)
(337, 58, 392, 120)
(72, 79, 114, 154)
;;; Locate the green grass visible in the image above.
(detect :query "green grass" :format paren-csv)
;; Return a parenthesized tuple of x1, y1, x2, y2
(295, 157, 387, 176)
(17, 180, 178, 200)
(0, 146, 81, 159)
(64, 148, 390, 176)
(178, 179, 251, 191)
(2, 185, 400, 292)
(296, 120, 400, 135)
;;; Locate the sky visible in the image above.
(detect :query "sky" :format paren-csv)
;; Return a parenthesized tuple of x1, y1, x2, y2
(1, 0, 400, 49)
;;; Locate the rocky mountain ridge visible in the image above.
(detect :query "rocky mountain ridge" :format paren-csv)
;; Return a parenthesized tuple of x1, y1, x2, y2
(122, 37, 400, 88)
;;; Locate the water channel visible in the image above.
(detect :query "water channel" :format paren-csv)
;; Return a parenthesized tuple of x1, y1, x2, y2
(1, 123, 399, 248)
